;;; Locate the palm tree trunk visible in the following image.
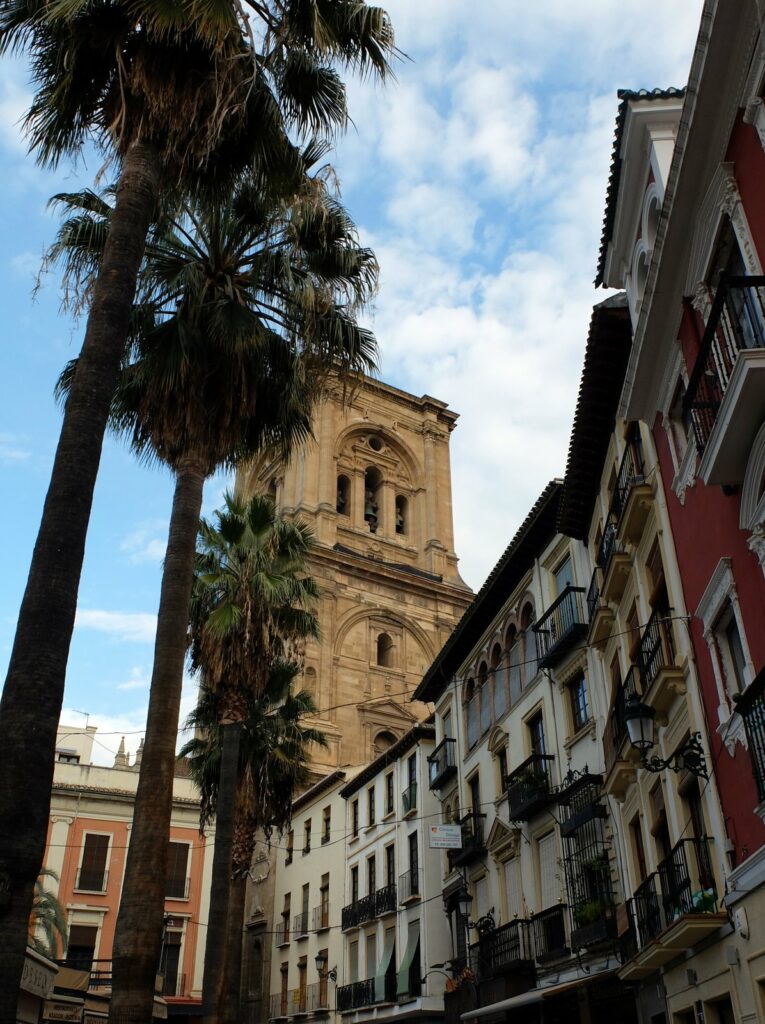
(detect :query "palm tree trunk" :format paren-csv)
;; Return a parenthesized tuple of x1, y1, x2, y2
(0, 139, 160, 1018)
(222, 875, 247, 1024)
(203, 720, 243, 1024)
(109, 460, 206, 1024)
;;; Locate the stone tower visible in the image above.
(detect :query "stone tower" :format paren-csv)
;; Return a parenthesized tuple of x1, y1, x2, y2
(239, 375, 472, 771)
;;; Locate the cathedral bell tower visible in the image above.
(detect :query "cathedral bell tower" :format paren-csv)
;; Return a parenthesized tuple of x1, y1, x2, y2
(239, 375, 472, 771)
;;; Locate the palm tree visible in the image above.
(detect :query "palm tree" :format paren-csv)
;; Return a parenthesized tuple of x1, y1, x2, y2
(0, 2, 394, 1004)
(181, 661, 327, 1022)
(28, 869, 68, 961)
(189, 492, 321, 1023)
(50, 171, 376, 1022)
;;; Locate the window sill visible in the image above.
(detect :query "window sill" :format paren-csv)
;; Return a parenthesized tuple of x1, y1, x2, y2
(73, 887, 108, 896)
(563, 719, 596, 752)
(382, 809, 395, 821)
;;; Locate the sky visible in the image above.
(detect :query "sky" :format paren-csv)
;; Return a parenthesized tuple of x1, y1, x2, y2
(0, 0, 704, 765)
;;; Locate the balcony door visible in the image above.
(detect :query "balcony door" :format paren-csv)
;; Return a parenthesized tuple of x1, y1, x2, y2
(504, 857, 521, 921)
(538, 832, 558, 909)
(161, 931, 182, 996)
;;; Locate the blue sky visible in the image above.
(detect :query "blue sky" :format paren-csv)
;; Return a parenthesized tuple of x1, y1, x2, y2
(0, 0, 703, 763)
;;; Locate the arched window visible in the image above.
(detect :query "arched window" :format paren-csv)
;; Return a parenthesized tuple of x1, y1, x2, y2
(477, 661, 491, 733)
(395, 495, 408, 535)
(506, 624, 522, 704)
(304, 666, 317, 695)
(520, 602, 536, 684)
(376, 632, 394, 667)
(364, 466, 382, 533)
(336, 475, 350, 516)
(645, 195, 660, 248)
(373, 730, 397, 756)
(491, 642, 507, 719)
(465, 678, 478, 748)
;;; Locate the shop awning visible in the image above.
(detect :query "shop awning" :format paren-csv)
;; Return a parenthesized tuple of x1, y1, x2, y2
(374, 929, 396, 1002)
(459, 969, 616, 1020)
(396, 921, 420, 998)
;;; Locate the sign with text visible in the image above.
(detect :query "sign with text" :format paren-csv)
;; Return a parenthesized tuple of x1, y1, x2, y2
(429, 824, 462, 849)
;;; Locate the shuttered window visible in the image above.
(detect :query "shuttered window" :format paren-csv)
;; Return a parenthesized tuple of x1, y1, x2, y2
(77, 833, 109, 891)
(166, 841, 190, 899)
(538, 832, 558, 909)
(504, 857, 521, 920)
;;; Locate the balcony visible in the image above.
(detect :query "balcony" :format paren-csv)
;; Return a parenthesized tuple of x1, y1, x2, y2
(638, 608, 685, 713)
(557, 772, 606, 838)
(61, 959, 112, 990)
(428, 738, 457, 790)
(270, 993, 288, 1019)
(163, 972, 186, 997)
(341, 884, 397, 930)
(603, 667, 641, 798)
(449, 811, 487, 868)
(306, 981, 330, 1013)
(398, 869, 421, 904)
(337, 975, 396, 1012)
(506, 754, 555, 821)
(598, 522, 631, 603)
(684, 274, 765, 484)
(612, 434, 653, 544)
(619, 839, 726, 980)
(469, 920, 532, 979)
(402, 782, 417, 817)
(288, 988, 308, 1016)
(275, 920, 290, 946)
(586, 568, 614, 649)
(531, 905, 569, 963)
(533, 585, 587, 669)
(734, 667, 765, 801)
(293, 911, 309, 939)
(75, 867, 108, 893)
(312, 904, 330, 932)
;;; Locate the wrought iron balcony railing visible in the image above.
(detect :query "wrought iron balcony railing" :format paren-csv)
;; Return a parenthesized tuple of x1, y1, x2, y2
(734, 667, 765, 801)
(638, 608, 676, 692)
(306, 981, 329, 1012)
(533, 585, 587, 669)
(611, 433, 646, 524)
(657, 837, 718, 923)
(75, 867, 108, 893)
(293, 911, 309, 938)
(60, 959, 112, 990)
(341, 884, 397, 930)
(428, 737, 457, 789)
(402, 782, 417, 815)
(270, 993, 287, 1018)
(469, 919, 531, 978)
(530, 905, 568, 963)
(684, 274, 765, 450)
(506, 753, 555, 821)
(449, 811, 487, 868)
(603, 666, 642, 774)
(586, 568, 601, 622)
(275, 920, 290, 945)
(336, 975, 396, 1011)
(398, 869, 421, 903)
(312, 904, 330, 932)
(557, 771, 606, 837)
(630, 874, 664, 946)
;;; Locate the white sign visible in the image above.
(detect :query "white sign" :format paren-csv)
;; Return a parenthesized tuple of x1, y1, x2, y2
(429, 824, 462, 849)
(21, 956, 55, 999)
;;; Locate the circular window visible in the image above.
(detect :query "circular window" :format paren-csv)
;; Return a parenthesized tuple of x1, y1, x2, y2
(368, 436, 384, 452)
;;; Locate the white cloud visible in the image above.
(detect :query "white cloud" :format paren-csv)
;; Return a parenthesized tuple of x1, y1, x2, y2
(0, 432, 31, 464)
(74, 608, 157, 644)
(120, 521, 167, 565)
(114, 666, 151, 691)
(0, 67, 30, 154)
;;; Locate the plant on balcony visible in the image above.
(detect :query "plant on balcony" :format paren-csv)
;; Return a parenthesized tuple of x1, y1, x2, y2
(572, 899, 609, 927)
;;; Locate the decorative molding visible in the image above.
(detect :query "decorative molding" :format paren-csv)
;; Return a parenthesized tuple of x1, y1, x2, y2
(685, 164, 739, 296)
(671, 437, 699, 506)
(718, 710, 747, 758)
(747, 525, 765, 578)
(657, 345, 684, 419)
(739, 420, 765, 529)
(696, 557, 735, 629)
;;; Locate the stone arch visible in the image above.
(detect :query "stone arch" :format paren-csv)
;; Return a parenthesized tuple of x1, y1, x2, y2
(642, 183, 662, 249)
(333, 607, 437, 666)
(740, 420, 765, 530)
(334, 424, 422, 488)
(373, 730, 398, 755)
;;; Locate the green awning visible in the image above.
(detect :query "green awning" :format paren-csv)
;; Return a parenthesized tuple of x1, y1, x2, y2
(396, 921, 420, 997)
(374, 929, 396, 1002)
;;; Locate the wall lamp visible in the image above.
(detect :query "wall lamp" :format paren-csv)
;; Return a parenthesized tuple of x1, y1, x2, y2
(314, 952, 337, 983)
(623, 698, 709, 780)
(455, 885, 495, 933)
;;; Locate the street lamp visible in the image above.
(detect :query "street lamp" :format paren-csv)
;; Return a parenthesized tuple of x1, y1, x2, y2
(456, 886, 473, 921)
(314, 952, 337, 983)
(623, 698, 708, 779)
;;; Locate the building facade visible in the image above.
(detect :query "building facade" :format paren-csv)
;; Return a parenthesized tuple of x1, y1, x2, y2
(597, 3, 765, 1019)
(414, 480, 639, 1024)
(43, 724, 213, 1021)
(239, 375, 473, 772)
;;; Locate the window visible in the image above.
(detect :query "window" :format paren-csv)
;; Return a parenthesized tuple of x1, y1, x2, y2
(630, 815, 647, 882)
(469, 773, 481, 815)
(350, 866, 359, 904)
(365, 933, 377, 982)
(364, 467, 382, 533)
(395, 495, 407, 535)
(443, 708, 453, 739)
(280, 963, 289, 1016)
(554, 555, 574, 594)
(520, 602, 536, 683)
(336, 474, 350, 516)
(478, 661, 491, 733)
(506, 625, 522, 705)
(300, 883, 310, 933)
(376, 633, 394, 667)
(717, 603, 748, 694)
(465, 678, 478, 747)
(568, 673, 590, 732)
(408, 833, 419, 890)
(285, 830, 294, 865)
(319, 874, 330, 929)
(161, 930, 182, 996)
(166, 841, 190, 899)
(697, 559, 755, 717)
(351, 800, 359, 838)
(65, 924, 98, 969)
(349, 940, 359, 983)
(367, 786, 376, 827)
(297, 957, 307, 1012)
(317, 948, 329, 1009)
(77, 833, 109, 892)
(56, 749, 80, 764)
(385, 844, 395, 887)
(491, 643, 507, 718)
(528, 713, 546, 757)
(281, 893, 291, 944)
(322, 806, 331, 845)
(303, 819, 311, 855)
(496, 748, 508, 795)
(374, 731, 396, 756)
(407, 753, 417, 787)
(367, 855, 376, 895)
(649, 783, 672, 862)
(385, 772, 394, 816)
